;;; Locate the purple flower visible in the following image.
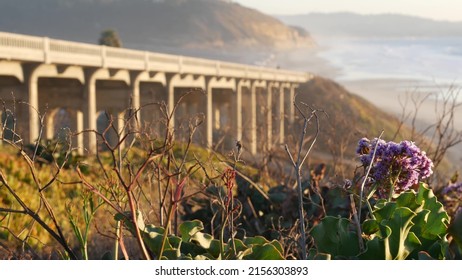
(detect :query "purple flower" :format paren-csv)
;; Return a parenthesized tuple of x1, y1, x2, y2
(356, 138, 433, 195)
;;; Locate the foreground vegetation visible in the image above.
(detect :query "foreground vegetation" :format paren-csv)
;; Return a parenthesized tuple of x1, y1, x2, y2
(1, 89, 461, 260)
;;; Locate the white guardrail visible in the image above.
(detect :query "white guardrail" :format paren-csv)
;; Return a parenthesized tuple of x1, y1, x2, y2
(0, 31, 311, 83)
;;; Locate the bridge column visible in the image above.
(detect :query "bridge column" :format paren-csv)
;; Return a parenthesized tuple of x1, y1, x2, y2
(166, 74, 177, 135)
(115, 110, 125, 151)
(278, 85, 285, 144)
(131, 78, 141, 126)
(289, 85, 297, 124)
(75, 110, 84, 154)
(250, 81, 258, 155)
(236, 81, 243, 141)
(45, 113, 54, 140)
(206, 79, 213, 148)
(26, 66, 40, 144)
(266, 83, 275, 150)
(84, 70, 97, 154)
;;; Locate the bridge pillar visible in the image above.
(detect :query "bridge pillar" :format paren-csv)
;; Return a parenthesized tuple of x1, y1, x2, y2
(75, 110, 84, 155)
(131, 77, 141, 126)
(117, 110, 126, 151)
(45, 112, 54, 140)
(289, 84, 297, 124)
(25, 65, 40, 144)
(278, 85, 285, 144)
(84, 70, 98, 154)
(236, 80, 243, 142)
(166, 74, 177, 135)
(249, 81, 259, 155)
(267, 82, 277, 150)
(206, 79, 213, 148)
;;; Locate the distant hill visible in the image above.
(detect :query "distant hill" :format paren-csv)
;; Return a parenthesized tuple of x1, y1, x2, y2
(0, 0, 314, 60)
(294, 76, 410, 162)
(278, 12, 462, 38)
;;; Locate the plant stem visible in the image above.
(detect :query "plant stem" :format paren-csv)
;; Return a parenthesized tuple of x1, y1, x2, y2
(159, 203, 175, 260)
(114, 220, 120, 260)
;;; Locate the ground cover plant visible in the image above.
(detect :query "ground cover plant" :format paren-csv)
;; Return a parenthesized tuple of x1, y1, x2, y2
(1, 92, 461, 260)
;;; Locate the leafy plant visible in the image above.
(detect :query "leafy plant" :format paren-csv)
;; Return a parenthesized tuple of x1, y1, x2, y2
(310, 183, 450, 259)
(115, 214, 284, 260)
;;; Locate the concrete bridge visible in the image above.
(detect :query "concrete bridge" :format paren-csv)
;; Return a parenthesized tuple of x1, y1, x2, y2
(0, 31, 312, 155)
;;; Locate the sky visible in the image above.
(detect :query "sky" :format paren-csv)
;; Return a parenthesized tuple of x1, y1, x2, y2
(232, 0, 462, 22)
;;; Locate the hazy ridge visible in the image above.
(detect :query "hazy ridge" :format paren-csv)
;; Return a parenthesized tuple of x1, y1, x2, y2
(0, 0, 314, 59)
(278, 12, 462, 38)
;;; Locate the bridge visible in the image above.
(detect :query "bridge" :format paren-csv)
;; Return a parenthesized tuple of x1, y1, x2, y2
(0, 31, 312, 155)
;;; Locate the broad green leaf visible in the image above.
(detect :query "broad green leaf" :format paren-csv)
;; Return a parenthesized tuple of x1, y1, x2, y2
(449, 209, 462, 249)
(191, 232, 213, 249)
(269, 240, 284, 255)
(243, 243, 284, 260)
(381, 207, 418, 259)
(310, 216, 360, 258)
(244, 236, 269, 246)
(208, 239, 222, 259)
(179, 220, 204, 242)
(362, 219, 380, 235)
(226, 238, 248, 254)
(412, 184, 449, 239)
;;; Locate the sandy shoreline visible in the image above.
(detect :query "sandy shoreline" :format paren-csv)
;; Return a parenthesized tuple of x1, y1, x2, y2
(277, 47, 462, 167)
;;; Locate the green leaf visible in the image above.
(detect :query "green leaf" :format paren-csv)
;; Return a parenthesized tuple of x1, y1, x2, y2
(244, 236, 269, 246)
(269, 240, 284, 255)
(449, 209, 462, 249)
(208, 239, 222, 259)
(413, 184, 449, 240)
(179, 220, 204, 242)
(191, 232, 213, 249)
(310, 216, 360, 258)
(362, 219, 380, 235)
(243, 243, 284, 260)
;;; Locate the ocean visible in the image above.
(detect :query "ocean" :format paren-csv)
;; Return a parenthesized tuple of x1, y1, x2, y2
(317, 37, 462, 87)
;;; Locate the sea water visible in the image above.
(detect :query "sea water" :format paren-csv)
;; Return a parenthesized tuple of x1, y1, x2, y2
(317, 37, 462, 87)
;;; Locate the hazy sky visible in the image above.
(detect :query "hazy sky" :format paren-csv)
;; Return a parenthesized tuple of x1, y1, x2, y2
(233, 0, 462, 22)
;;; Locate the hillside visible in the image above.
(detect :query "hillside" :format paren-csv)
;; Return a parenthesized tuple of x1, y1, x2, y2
(0, 0, 314, 59)
(292, 77, 412, 167)
(278, 12, 462, 38)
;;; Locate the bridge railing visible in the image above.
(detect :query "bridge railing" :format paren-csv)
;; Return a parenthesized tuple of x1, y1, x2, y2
(0, 31, 311, 82)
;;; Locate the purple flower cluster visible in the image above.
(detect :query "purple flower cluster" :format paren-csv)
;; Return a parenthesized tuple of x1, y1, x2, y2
(441, 182, 462, 195)
(356, 138, 433, 193)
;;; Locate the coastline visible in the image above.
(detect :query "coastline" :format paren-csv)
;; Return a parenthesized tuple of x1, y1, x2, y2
(277, 46, 462, 167)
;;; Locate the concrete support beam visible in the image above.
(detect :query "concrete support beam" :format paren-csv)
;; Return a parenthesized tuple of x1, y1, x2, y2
(236, 82, 243, 141)
(279, 85, 285, 144)
(27, 72, 39, 143)
(206, 81, 213, 148)
(250, 84, 257, 155)
(0, 61, 24, 82)
(131, 71, 167, 127)
(289, 85, 297, 124)
(205, 76, 235, 148)
(84, 71, 97, 153)
(45, 112, 54, 140)
(23, 64, 85, 143)
(76, 110, 84, 154)
(166, 74, 206, 139)
(83, 68, 130, 153)
(250, 80, 266, 155)
(117, 110, 126, 151)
